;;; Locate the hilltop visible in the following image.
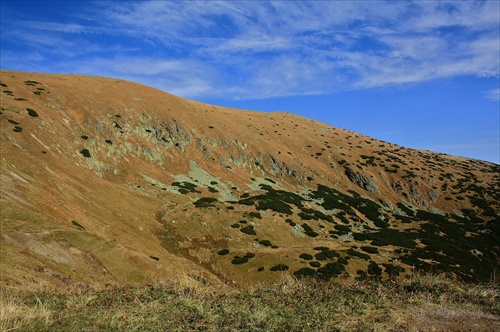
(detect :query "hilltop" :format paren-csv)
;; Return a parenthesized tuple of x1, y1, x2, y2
(1, 70, 499, 290)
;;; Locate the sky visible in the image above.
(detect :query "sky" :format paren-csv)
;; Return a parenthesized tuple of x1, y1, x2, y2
(1, 1, 499, 164)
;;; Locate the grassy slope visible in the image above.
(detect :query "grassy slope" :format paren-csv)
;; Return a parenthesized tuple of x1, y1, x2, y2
(0, 70, 499, 291)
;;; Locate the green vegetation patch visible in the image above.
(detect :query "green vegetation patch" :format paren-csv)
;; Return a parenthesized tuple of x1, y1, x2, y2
(194, 197, 218, 208)
(299, 253, 313, 260)
(240, 225, 257, 236)
(317, 262, 346, 280)
(270, 264, 289, 271)
(360, 246, 379, 254)
(26, 108, 38, 117)
(71, 220, 85, 230)
(347, 249, 370, 261)
(80, 149, 91, 158)
(237, 184, 305, 215)
(218, 249, 230, 256)
(172, 181, 200, 194)
(258, 240, 273, 247)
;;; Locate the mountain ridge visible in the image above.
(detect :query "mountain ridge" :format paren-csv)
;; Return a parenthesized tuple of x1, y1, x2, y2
(1, 70, 498, 290)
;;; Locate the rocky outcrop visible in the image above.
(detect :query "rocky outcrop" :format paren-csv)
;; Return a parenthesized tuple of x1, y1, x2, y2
(344, 166, 379, 193)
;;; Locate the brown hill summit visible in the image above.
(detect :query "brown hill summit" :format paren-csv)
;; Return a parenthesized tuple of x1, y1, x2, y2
(1, 70, 499, 290)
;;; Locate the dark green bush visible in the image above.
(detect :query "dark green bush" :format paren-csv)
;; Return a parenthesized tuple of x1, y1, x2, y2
(317, 262, 345, 279)
(367, 261, 382, 276)
(248, 212, 262, 219)
(71, 220, 85, 230)
(293, 267, 318, 278)
(80, 149, 91, 158)
(26, 108, 38, 117)
(309, 261, 321, 267)
(218, 249, 230, 255)
(194, 197, 218, 208)
(299, 253, 313, 260)
(360, 246, 379, 254)
(240, 226, 256, 236)
(338, 257, 348, 265)
(315, 252, 327, 261)
(382, 263, 405, 277)
(270, 264, 289, 271)
(347, 249, 370, 260)
(172, 181, 200, 194)
(231, 256, 248, 264)
(334, 224, 350, 232)
(259, 240, 272, 247)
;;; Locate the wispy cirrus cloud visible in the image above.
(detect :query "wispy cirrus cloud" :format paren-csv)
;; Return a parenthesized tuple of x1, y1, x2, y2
(1, 0, 498, 99)
(484, 88, 500, 101)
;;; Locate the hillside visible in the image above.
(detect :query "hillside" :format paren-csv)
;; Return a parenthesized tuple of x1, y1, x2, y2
(1, 70, 499, 290)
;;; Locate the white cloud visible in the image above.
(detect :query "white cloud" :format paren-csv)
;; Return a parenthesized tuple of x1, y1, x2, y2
(1, 0, 499, 99)
(484, 88, 500, 101)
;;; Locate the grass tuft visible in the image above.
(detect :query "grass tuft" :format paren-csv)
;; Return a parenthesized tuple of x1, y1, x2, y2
(0, 273, 497, 331)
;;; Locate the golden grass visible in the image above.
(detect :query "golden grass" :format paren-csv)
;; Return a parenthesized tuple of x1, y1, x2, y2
(1, 273, 498, 331)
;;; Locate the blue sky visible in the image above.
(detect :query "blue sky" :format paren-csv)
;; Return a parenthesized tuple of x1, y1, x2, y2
(1, 1, 499, 163)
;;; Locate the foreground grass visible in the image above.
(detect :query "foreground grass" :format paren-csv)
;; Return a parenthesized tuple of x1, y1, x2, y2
(1, 273, 499, 332)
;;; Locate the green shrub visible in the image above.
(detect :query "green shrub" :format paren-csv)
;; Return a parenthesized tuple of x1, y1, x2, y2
(80, 149, 91, 158)
(71, 220, 85, 230)
(218, 249, 230, 255)
(248, 212, 262, 219)
(367, 261, 382, 276)
(172, 181, 200, 194)
(338, 257, 348, 265)
(360, 246, 378, 254)
(194, 197, 218, 208)
(309, 261, 321, 268)
(347, 249, 370, 260)
(334, 224, 350, 232)
(299, 253, 313, 260)
(26, 108, 38, 117)
(259, 240, 272, 247)
(231, 256, 248, 264)
(382, 263, 405, 277)
(293, 267, 318, 278)
(315, 252, 327, 261)
(317, 262, 345, 279)
(240, 226, 256, 236)
(270, 264, 289, 271)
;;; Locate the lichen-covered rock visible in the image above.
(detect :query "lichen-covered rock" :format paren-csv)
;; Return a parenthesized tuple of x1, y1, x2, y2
(344, 166, 379, 193)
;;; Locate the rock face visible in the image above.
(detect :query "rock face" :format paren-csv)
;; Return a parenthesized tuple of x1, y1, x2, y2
(344, 166, 379, 193)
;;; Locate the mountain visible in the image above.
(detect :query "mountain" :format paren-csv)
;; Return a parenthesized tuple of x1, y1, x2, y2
(1, 70, 499, 290)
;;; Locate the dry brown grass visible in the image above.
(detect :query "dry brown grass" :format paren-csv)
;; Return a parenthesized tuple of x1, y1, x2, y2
(1, 273, 498, 331)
